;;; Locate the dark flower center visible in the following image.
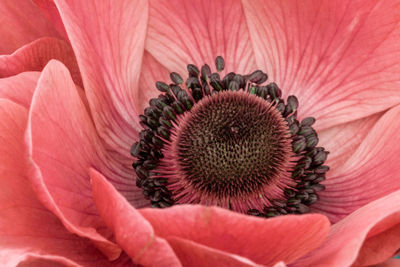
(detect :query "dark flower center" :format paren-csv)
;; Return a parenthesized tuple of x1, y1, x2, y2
(131, 56, 329, 218)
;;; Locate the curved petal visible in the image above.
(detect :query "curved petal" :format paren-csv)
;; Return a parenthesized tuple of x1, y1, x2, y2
(53, 0, 148, 156)
(0, 99, 112, 266)
(0, 37, 82, 87)
(294, 190, 400, 267)
(243, 0, 400, 129)
(27, 60, 128, 260)
(140, 205, 330, 265)
(136, 51, 171, 113)
(318, 112, 381, 171)
(90, 168, 181, 267)
(33, 0, 69, 40)
(314, 104, 400, 222)
(0, 0, 60, 54)
(167, 237, 262, 267)
(0, 71, 39, 108)
(146, 0, 256, 75)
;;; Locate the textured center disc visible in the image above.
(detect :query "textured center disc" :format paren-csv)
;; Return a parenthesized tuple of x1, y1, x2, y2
(175, 90, 292, 198)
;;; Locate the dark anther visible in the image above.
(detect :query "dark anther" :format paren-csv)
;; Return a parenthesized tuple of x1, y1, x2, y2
(301, 117, 316, 126)
(170, 72, 183, 85)
(215, 56, 225, 72)
(201, 64, 212, 82)
(187, 64, 200, 77)
(156, 81, 170, 92)
(267, 82, 282, 100)
(248, 70, 268, 84)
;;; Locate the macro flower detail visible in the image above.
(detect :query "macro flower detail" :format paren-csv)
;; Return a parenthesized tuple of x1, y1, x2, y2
(132, 56, 329, 217)
(1, 0, 400, 266)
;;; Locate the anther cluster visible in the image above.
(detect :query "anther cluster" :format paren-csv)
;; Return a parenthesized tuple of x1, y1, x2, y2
(130, 56, 329, 217)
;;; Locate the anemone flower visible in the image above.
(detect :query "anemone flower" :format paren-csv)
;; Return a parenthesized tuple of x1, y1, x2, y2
(1, 0, 400, 266)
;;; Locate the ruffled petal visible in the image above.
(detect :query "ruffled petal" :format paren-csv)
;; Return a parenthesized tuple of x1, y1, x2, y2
(167, 237, 261, 267)
(90, 168, 181, 267)
(53, 0, 148, 156)
(146, 0, 256, 75)
(314, 104, 400, 222)
(0, 37, 82, 87)
(140, 205, 330, 265)
(294, 190, 400, 267)
(0, 0, 60, 54)
(0, 99, 112, 266)
(243, 0, 400, 129)
(0, 72, 39, 108)
(27, 60, 127, 260)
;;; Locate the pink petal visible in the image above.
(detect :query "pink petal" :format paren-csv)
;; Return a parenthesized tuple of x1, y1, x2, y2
(375, 258, 400, 267)
(0, 37, 82, 87)
(167, 237, 262, 267)
(53, 0, 148, 156)
(0, 72, 39, 108)
(146, 0, 256, 75)
(27, 60, 127, 260)
(140, 205, 330, 265)
(33, 0, 69, 40)
(90, 168, 181, 266)
(136, 51, 171, 112)
(313, 104, 400, 222)
(243, 0, 400, 129)
(318, 112, 381, 172)
(0, 99, 113, 266)
(294, 190, 400, 267)
(0, 0, 60, 54)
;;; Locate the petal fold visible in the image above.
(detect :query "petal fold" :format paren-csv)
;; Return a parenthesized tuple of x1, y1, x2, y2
(243, 0, 400, 129)
(167, 237, 261, 267)
(0, 37, 82, 87)
(0, 99, 111, 266)
(53, 0, 148, 156)
(90, 168, 181, 267)
(140, 205, 330, 265)
(295, 190, 400, 267)
(27, 60, 124, 260)
(314, 104, 400, 222)
(0, 71, 39, 108)
(0, 0, 60, 54)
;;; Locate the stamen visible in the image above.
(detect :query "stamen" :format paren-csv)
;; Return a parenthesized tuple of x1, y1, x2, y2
(131, 56, 329, 218)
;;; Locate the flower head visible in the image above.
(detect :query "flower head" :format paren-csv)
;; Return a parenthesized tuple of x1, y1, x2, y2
(0, 0, 400, 266)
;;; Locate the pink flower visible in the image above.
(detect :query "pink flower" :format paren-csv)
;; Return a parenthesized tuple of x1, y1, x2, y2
(1, 0, 400, 266)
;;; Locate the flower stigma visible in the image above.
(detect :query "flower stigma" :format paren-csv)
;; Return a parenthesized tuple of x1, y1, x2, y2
(131, 56, 329, 218)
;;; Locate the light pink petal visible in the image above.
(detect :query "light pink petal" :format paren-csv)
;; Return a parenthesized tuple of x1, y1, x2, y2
(0, 99, 114, 266)
(318, 112, 381, 172)
(33, 0, 69, 40)
(167, 237, 262, 267)
(53, 0, 148, 156)
(90, 168, 181, 266)
(0, 72, 39, 108)
(146, 0, 256, 75)
(136, 51, 171, 112)
(0, 0, 60, 54)
(313, 104, 400, 222)
(140, 205, 330, 265)
(27, 60, 128, 260)
(0, 37, 82, 87)
(294, 190, 400, 267)
(243, 0, 400, 129)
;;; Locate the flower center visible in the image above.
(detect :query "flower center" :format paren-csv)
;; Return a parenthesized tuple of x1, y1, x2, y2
(175, 91, 292, 199)
(131, 56, 329, 218)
